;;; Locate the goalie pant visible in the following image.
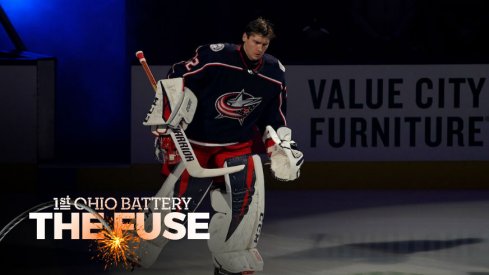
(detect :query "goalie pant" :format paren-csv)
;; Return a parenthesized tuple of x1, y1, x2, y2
(172, 141, 265, 274)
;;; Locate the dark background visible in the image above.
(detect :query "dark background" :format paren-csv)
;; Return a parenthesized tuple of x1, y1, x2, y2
(1, 0, 489, 163)
(128, 0, 489, 65)
(1, 3, 489, 272)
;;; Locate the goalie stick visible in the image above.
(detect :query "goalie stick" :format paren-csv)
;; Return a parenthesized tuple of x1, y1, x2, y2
(134, 51, 244, 268)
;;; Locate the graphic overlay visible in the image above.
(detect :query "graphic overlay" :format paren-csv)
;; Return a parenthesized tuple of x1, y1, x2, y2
(91, 216, 141, 270)
(0, 195, 210, 270)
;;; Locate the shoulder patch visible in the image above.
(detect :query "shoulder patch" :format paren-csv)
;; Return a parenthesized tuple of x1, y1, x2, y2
(278, 60, 286, 72)
(210, 43, 225, 52)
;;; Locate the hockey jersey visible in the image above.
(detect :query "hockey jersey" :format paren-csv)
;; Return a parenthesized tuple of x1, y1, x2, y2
(167, 43, 287, 144)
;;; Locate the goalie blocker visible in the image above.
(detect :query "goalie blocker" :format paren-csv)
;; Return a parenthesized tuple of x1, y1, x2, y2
(143, 77, 197, 134)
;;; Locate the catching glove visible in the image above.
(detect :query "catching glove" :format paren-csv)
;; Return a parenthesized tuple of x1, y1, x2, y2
(263, 126, 304, 181)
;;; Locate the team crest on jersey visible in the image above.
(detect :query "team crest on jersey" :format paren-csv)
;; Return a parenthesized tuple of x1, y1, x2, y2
(215, 90, 262, 125)
(210, 43, 225, 52)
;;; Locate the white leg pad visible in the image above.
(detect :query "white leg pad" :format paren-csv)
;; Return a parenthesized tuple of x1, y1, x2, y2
(213, 248, 264, 273)
(134, 162, 184, 268)
(208, 155, 265, 273)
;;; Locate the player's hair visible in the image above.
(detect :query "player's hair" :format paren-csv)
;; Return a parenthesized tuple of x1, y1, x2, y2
(245, 17, 275, 40)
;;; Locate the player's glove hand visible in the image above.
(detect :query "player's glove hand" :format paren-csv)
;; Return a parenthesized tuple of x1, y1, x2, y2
(154, 134, 181, 164)
(263, 126, 304, 181)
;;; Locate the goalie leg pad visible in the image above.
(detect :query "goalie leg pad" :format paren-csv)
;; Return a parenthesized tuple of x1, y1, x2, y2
(132, 163, 182, 268)
(208, 155, 265, 273)
(173, 170, 213, 214)
(135, 164, 212, 268)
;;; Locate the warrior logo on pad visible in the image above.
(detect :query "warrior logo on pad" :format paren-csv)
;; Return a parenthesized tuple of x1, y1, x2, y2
(215, 90, 262, 125)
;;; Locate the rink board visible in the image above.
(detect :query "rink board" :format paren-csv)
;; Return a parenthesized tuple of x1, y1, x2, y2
(131, 65, 489, 163)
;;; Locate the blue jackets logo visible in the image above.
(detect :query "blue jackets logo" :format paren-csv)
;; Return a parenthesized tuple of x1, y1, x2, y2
(215, 90, 262, 125)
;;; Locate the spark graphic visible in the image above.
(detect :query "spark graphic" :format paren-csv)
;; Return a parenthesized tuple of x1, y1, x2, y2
(92, 216, 141, 270)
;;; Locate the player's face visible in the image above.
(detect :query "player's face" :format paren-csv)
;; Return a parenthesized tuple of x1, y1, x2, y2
(242, 33, 270, 61)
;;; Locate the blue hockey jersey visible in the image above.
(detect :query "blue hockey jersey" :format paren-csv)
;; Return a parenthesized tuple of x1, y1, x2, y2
(167, 43, 287, 144)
